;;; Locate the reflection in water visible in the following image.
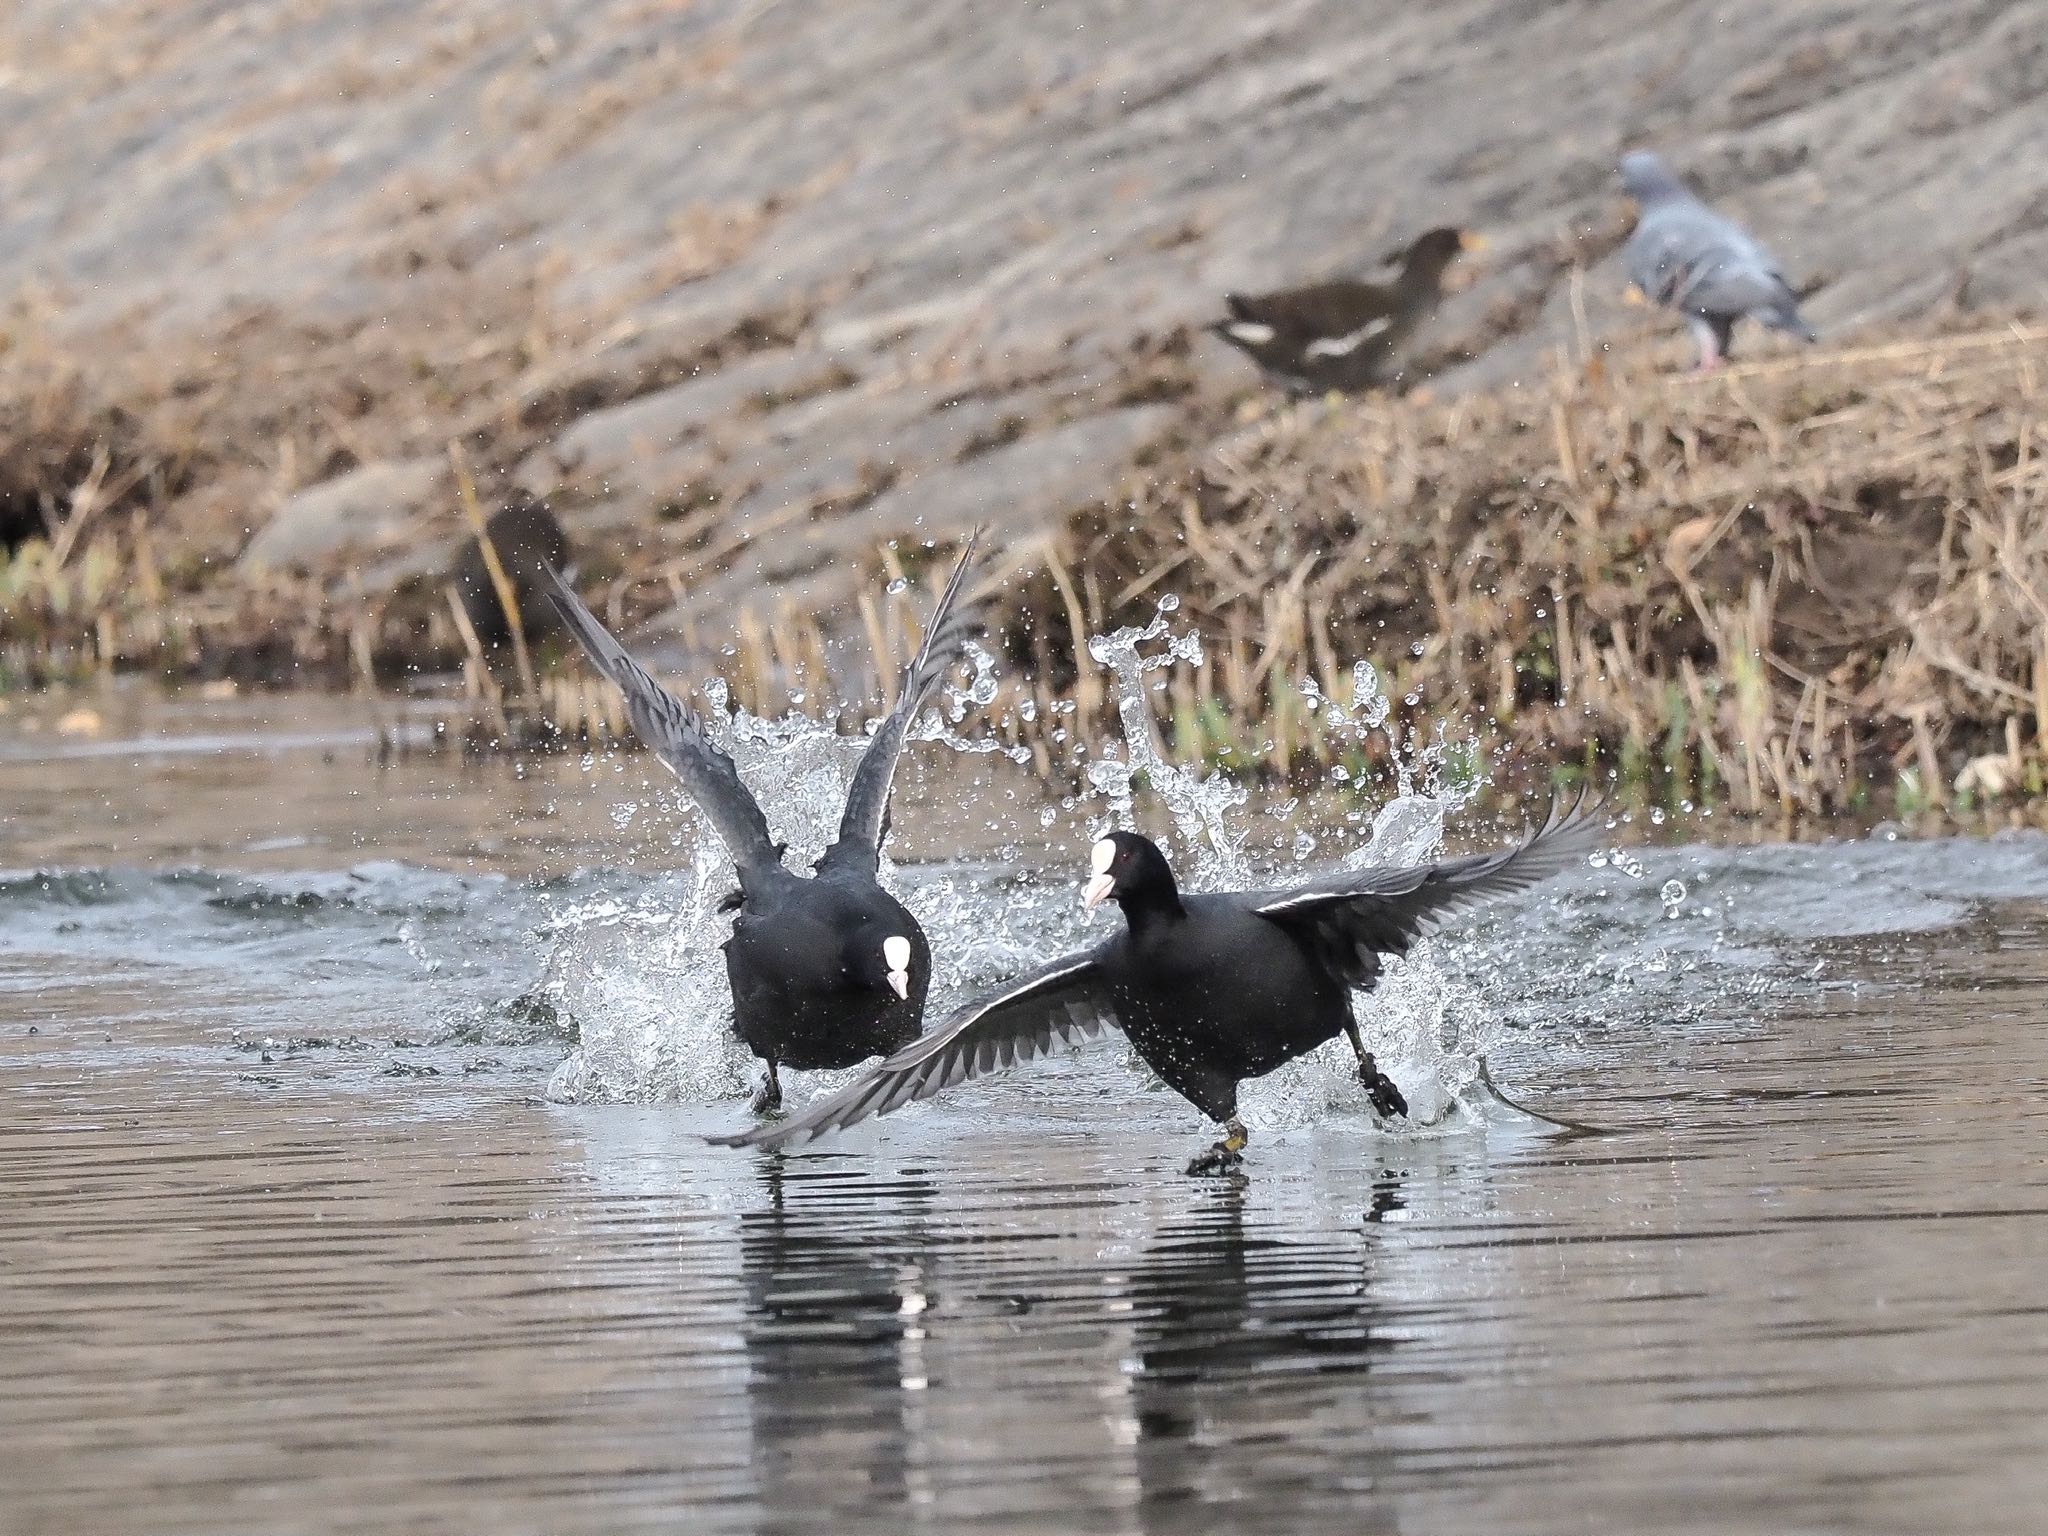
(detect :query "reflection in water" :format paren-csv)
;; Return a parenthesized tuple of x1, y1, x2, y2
(1125, 1176, 1406, 1532)
(739, 1162, 935, 1524)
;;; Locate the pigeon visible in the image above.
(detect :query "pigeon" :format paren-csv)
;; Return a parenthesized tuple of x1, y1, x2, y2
(1212, 227, 1481, 394)
(1620, 151, 1817, 369)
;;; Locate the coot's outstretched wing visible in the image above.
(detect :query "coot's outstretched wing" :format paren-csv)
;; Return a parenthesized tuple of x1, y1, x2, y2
(709, 951, 1117, 1150)
(821, 531, 986, 873)
(1253, 794, 1604, 989)
(544, 568, 779, 874)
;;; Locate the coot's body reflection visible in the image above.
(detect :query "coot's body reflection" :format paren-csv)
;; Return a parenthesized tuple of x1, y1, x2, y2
(738, 1163, 934, 1521)
(1124, 1175, 1407, 1531)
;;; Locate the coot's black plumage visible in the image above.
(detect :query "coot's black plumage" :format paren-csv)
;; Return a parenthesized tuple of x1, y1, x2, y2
(453, 495, 572, 647)
(715, 795, 1601, 1172)
(545, 536, 985, 1112)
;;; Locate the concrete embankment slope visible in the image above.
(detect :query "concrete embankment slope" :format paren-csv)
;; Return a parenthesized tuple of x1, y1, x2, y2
(1, 0, 2043, 633)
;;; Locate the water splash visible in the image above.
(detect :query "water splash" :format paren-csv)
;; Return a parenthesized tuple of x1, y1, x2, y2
(546, 592, 1542, 1135)
(541, 841, 754, 1104)
(914, 642, 1030, 761)
(1083, 595, 1250, 889)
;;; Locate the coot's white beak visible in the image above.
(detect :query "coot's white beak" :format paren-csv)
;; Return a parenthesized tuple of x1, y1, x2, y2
(883, 935, 912, 1001)
(1083, 839, 1117, 911)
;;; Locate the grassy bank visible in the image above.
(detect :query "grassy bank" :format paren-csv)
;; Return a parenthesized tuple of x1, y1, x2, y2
(995, 321, 2048, 817)
(7, 320, 2048, 817)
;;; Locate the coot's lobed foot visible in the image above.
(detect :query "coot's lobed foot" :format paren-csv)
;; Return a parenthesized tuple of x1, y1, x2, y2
(1364, 1066, 1409, 1119)
(1185, 1141, 1245, 1177)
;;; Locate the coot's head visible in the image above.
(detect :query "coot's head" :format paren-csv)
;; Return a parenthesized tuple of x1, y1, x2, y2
(849, 931, 918, 1001)
(1083, 830, 1182, 915)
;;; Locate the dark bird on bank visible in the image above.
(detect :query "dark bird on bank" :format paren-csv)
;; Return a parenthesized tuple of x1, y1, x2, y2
(1620, 151, 1817, 370)
(545, 533, 987, 1113)
(714, 794, 1603, 1173)
(451, 495, 572, 648)
(1210, 226, 1482, 394)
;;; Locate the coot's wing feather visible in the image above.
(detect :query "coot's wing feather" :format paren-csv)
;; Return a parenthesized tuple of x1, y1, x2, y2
(1253, 793, 1604, 988)
(825, 532, 985, 871)
(544, 568, 778, 873)
(708, 951, 1117, 1150)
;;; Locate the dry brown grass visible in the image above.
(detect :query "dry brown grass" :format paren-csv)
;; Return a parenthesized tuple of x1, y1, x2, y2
(8, 317, 2048, 818)
(991, 321, 2048, 815)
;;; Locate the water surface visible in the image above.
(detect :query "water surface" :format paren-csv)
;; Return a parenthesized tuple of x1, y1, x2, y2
(4, 699, 2047, 1534)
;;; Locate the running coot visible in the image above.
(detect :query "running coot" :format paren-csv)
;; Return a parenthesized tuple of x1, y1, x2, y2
(546, 535, 986, 1112)
(715, 795, 1601, 1170)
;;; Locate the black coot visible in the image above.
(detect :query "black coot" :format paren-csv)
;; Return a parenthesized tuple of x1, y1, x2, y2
(452, 495, 572, 647)
(715, 796, 1600, 1171)
(546, 536, 985, 1112)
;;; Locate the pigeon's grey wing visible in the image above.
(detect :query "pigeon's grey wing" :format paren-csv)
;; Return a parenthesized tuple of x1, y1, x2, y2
(708, 952, 1118, 1150)
(544, 568, 779, 873)
(1633, 202, 1803, 322)
(824, 533, 985, 871)
(1253, 792, 1604, 990)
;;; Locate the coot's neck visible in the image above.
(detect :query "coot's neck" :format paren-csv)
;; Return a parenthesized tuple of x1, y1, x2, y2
(1116, 877, 1186, 932)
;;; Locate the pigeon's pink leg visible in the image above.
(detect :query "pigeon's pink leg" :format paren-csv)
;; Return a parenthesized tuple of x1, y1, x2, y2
(1688, 317, 1724, 371)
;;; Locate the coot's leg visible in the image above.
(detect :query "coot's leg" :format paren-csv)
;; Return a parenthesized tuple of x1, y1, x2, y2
(1343, 1023, 1409, 1119)
(748, 1059, 783, 1116)
(1185, 1117, 1249, 1177)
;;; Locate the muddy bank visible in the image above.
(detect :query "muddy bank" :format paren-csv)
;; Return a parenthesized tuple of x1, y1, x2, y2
(4, 0, 2044, 571)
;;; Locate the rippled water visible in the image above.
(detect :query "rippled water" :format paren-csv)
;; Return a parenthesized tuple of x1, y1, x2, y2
(5, 694, 2048, 1533)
